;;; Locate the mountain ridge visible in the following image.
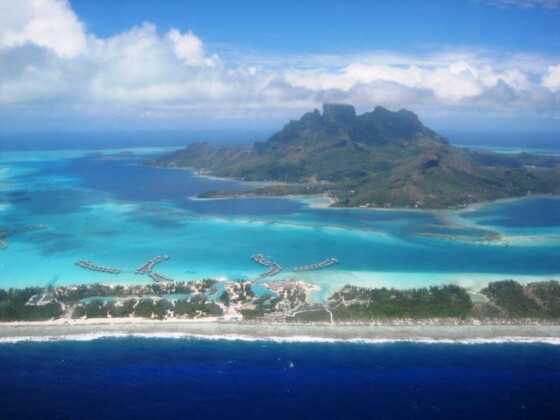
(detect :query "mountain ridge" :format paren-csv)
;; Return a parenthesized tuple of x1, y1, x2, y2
(151, 104, 560, 209)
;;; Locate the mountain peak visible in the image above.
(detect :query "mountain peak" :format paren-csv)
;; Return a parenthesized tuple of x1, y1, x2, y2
(322, 103, 356, 124)
(152, 105, 560, 208)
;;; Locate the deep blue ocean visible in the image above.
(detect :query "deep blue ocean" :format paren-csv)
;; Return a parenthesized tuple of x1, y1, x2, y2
(1, 129, 559, 418)
(0, 339, 559, 419)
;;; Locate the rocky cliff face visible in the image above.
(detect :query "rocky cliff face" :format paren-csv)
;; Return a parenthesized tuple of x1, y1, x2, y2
(322, 103, 356, 124)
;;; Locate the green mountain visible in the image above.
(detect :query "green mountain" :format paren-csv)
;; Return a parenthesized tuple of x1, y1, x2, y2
(151, 104, 560, 208)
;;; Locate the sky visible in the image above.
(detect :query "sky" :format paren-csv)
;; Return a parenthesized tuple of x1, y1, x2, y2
(1, 0, 560, 134)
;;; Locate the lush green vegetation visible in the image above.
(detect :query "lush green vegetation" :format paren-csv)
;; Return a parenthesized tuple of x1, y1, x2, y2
(290, 308, 332, 322)
(56, 279, 223, 320)
(172, 295, 222, 317)
(0, 288, 63, 321)
(239, 294, 283, 319)
(528, 280, 560, 316)
(2, 279, 559, 322)
(239, 306, 265, 319)
(72, 295, 223, 320)
(151, 104, 560, 209)
(55, 280, 213, 303)
(328, 284, 473, 320)
(482, 280, 560, 318)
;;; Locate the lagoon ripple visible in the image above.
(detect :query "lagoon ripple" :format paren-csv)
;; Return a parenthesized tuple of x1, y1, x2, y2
(0, 148, 559, 298)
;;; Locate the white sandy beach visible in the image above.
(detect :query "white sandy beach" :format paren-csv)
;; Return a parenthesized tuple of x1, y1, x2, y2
(1, 318, 560, 344)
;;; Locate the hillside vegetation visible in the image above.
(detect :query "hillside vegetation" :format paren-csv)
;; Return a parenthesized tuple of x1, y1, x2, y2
(151, 104, 560, 208)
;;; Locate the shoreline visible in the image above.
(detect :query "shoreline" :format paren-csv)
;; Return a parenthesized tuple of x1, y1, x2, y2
(161, 163, 558, 212)
(2, 319, 560, 344)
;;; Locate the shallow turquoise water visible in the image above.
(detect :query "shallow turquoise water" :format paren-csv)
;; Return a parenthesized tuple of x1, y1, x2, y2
(0, 149, 558, 299)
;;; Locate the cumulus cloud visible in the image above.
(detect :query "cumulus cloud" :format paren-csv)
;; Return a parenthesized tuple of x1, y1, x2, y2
(542, 65, 560, 91)
(282, 53, 557, 111)
(167, 28, 220, 67)
(0, 0, 87, 57)
(0, 0, 559, 127)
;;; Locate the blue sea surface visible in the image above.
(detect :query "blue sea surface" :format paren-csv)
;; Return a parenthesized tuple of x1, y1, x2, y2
(0, 338, 559, 419)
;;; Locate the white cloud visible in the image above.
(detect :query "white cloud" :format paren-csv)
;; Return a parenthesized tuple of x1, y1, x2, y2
(0, 0, 87, 57)
(542, 65, 560, 91)
(283, 56, 551, 106)
(0, 0, 559, 127)
(167, 28, 219, 67)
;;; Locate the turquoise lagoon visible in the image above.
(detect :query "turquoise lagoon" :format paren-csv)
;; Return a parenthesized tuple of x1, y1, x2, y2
(0, 148, 559, 301)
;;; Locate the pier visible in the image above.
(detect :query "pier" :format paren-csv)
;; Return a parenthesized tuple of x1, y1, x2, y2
(73, 255, 174, 280)
(75, 260, 122, 274)
(1, 225, 47, 250)
(149, 272, 174, 282)
(135, 255, 169, 274)
(251, 254, 283, 277)
(136, 256, 174, 282)
(293, 258, 338, 272)
(4, 225, 48, 236)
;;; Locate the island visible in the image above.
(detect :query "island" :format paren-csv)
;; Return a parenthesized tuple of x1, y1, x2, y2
(2, 279, 559, 324)
(150, 104, 560, 209)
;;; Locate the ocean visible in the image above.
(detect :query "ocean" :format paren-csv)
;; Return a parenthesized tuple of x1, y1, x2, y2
(0, 146, 558, 297)
(1, 130, 559, 418)
(0, 338, 559, 419)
